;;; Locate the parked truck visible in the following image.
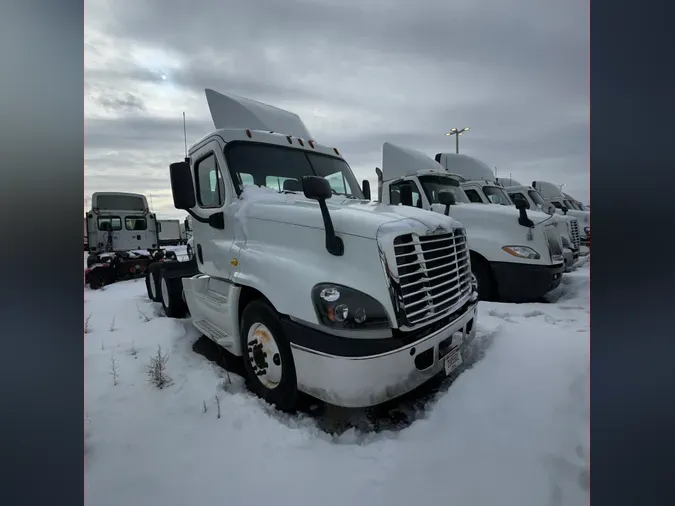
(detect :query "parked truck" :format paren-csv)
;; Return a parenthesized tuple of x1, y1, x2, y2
(147, 88, 479, 412)
(158, 219, 182, 246)
(84, 217, 88, 251)
(84, 192, 177, 289)
(532, 181, 590, 246)
(375, 143, 565, 301)
(496, 177, 584, 266)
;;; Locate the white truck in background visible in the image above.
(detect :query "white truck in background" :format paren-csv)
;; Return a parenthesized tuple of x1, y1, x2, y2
(375, 143, 565, 302)
(563, 192, 588, 212)
(435, 153, 582, 270)
(84, 192, 177, 289)
(158, 219, 182, 246)
(147, 88, 479, 412)
(532, 180, 590, 246)
(496, 178, 585, 266)
(84, 217, 88, 251)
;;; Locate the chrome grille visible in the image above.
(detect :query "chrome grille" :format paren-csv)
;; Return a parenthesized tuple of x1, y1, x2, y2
(569, 219, 581, 250)
(392, 229, 472, 327)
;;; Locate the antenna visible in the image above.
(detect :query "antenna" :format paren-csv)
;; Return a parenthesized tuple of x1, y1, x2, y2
(182, 112, 188, 158)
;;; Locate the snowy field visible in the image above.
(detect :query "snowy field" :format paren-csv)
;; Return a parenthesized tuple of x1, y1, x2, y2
(84, 247, 589, 506)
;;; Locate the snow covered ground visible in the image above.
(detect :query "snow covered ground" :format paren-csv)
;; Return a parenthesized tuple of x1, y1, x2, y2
(84, 249, 589, 506)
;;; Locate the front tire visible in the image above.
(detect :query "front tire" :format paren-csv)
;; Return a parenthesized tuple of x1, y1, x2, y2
(239, 299, 298, 412)
(470, 253, 495, 301)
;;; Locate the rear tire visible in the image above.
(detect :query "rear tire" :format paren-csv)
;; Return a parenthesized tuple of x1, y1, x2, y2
(160, 271, 187, 318)
(147, 263, 162, 302)
(239, 299, 298, 412)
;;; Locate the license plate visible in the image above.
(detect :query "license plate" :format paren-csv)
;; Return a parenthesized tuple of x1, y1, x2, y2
(444, 346, 463, 376)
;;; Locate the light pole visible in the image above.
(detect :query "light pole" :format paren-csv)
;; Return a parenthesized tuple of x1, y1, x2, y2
(445, 127, 470, 154)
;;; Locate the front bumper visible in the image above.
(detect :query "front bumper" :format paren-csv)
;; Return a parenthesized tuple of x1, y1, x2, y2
(491, 261, 564, 302)
(283, 300, 478, 408)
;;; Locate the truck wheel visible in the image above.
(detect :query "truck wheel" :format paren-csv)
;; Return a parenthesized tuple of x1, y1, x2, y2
(147, 264, 162, 302)
(88, 270, 105, 290)
(470, 254, 494, 301)
(239, 299, 298, 412)
(160, 272, 187, 318)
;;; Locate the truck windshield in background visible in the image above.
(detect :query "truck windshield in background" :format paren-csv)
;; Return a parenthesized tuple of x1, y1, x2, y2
(418, 174, 471, 204)
(96, 195, 146, 211)
(483, 186, 513, 206)
(528, 189, 547, 208)
(225, 143, 365, 200)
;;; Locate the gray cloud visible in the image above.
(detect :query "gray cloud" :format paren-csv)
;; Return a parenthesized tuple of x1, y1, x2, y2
(97, 92, 147, 113)
(85, 0, 589, 216)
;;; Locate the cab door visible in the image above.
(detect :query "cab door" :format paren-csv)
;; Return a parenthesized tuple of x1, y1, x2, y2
(188, 139, 238, 281)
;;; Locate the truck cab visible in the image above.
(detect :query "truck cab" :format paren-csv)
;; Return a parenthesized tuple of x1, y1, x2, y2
(84, 192, 174, 290)
(532, 180, 591, 246)
(163, 89, 479, 411)
(496, 178, 583, 267)
(377, 143, 565, 303)
(86, 192, 159, 254)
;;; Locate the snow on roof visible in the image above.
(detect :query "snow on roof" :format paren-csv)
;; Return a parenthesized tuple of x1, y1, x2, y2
(495, 177, 523, 187)
(436, 153, 495, 182)
(381, 142, 445, 181)
(205, 89, 314, 140)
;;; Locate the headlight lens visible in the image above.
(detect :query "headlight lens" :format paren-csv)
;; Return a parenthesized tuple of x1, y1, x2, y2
(312, 284, 391, 329)
(502, 245, 541, 260)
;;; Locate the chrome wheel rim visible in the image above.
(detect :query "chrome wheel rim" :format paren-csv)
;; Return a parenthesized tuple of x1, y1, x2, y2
(246, 323, 282, 389)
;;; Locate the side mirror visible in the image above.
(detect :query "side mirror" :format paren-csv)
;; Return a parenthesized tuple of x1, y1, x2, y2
(511, 194, 534, 228)
(543, 203, 556, 216)
(302, 176, 343, 257)
(170, 161, 196, 210)
(399, 183, 413, 206)
(302, 175, 332, 201)
(362, 179, 371, 200)
(438, 190, 456, 216)
(512, 194, 528, 211)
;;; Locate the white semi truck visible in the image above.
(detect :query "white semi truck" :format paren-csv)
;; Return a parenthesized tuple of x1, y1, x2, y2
(496, 178, 584, 266)
(84, 192, 177, 289)
(147, 89, 479, 412)
(158, 219, 182, 246)
(376, 143, 565, 302)
(532, 180, 590, 246)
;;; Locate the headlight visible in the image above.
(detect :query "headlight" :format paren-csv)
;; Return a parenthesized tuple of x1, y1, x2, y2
(502, 245, 541, 260)
(311, 284, 391, 330)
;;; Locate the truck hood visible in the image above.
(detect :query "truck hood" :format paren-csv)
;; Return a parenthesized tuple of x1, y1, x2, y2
(235, 190, 461, 240)
(430, 202, 557, 227)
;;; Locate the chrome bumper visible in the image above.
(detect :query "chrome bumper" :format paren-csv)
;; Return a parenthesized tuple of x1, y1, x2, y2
(290, 301, 478, 408)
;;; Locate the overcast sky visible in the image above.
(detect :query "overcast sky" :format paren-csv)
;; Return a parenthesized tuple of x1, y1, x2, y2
(85, 0, 589, 219)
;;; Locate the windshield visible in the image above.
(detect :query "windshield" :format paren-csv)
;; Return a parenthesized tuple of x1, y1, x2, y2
(562, 199, 573, 209)
(551, 201, 563, 209)
(571, 201, 583, 211)
(528, 189, 547, 207)
(418, 174, 471, 204)
(482, 186, 513, 206)
(225, 142, 365, 199)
